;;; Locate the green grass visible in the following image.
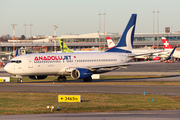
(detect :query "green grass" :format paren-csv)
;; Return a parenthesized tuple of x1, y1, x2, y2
(0, 92, 180, 115)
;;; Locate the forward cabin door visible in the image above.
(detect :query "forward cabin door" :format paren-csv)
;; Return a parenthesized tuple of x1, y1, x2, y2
(119, 54, 128, 63)
(27, 57, 33, 68)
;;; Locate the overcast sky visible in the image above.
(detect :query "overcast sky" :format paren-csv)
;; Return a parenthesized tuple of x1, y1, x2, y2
(1, 0, 180, 37)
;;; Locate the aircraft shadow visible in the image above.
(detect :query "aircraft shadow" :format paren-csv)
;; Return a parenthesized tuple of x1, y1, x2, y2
(20, 74, 180, 83)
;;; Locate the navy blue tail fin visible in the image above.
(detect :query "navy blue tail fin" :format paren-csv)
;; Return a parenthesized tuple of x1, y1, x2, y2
(106, 14, 137, 53)
(15, 48, 19, 57)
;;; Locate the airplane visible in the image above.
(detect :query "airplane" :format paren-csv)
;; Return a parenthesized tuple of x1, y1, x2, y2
(58, 39, 73, 53)
(15, 48, 19, 57)
(162, 37, 173, 49)
(106, 37, 164, 61)
(162, 37, 180, 59)
(58, 38, 101, 53)
(4, 14, 176, 83)
(106, 37, 116, 50)
(0, 59, 5, 67)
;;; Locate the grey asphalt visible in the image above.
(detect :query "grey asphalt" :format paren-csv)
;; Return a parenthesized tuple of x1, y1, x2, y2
(115, 62, 180, 72)
(102, 62, 180, 75)
(0, 84, 180, 96)
(1, 110, 180, 120)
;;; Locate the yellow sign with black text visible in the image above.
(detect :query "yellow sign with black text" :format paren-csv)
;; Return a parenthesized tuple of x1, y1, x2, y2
(58, 95, 81, 102)
(0, 79, 3, 82)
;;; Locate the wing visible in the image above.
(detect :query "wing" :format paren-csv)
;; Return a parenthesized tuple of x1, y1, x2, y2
(128, 50, 166, 57)
(64, 47, 176, 73)
(84, 47, 176, 70)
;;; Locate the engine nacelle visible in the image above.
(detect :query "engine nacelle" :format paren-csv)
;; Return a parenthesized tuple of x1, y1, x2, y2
(153, 56, 160, 61)
(71, 68, 92, 79)
(28, 75, 48, 80)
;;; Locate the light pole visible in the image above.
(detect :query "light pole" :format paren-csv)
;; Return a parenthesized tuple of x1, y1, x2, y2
(171, 26, 173, 33)
(98, 10, 101, 50)
(24, 20, 27, 49)
(11, 24, 17, 57)
(103, 10, 106, 51)
(152, 8, 155, 48)
(157, 8, 160, 49)
(29, 20, 33, 48)
(53, 25, 58, 52)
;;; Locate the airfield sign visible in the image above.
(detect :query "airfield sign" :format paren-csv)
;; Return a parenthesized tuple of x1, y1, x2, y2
(58, 95, 81, 102)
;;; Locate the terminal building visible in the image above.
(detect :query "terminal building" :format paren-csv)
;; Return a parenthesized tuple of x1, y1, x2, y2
(1, 32, 180, 60)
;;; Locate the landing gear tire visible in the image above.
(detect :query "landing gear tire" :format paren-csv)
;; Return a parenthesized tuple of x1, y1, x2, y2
(58, 76, 67, 82)
(83, 77, 92, 82)
(17, 78, 22, 83)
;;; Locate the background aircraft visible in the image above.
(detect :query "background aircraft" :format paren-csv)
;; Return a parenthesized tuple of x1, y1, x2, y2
(162, 37, 180, 59)
(58, 38, 101, 53)
(58, 39, 73, 53)
(106, 37, 164, 61)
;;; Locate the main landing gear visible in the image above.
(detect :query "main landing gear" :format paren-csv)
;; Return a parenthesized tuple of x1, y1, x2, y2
(57, 76, 92, 82)
(17, 78, 22, 83)
(58, 75, 67, 82)
(83, 77, 92, 82)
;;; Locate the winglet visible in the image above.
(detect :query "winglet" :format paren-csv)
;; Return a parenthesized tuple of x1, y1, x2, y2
(165, 46, 176, 61)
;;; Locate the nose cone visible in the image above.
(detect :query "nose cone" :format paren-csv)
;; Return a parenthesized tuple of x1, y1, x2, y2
(4, 64, 11, 74)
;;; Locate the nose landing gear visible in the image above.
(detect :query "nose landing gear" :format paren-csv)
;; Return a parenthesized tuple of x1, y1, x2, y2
(83, 77, 92, 82)
(17, 78, 22, 83)
(58, 76, 67, 82)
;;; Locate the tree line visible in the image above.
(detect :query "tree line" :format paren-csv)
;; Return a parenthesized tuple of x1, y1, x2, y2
(0, 34, 26, 42)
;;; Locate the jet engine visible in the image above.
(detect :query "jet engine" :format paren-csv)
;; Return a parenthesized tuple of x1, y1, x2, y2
(28, 75, 48, 79)
(71, 68, 92, 79)
(153, 56, 160, 61)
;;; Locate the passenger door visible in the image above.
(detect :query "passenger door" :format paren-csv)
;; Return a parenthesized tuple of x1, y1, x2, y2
(27, 57, 33, 68)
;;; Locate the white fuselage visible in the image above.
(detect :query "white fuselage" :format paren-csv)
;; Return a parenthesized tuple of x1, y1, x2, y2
(4, 52, 133, 76)
(164, 49, 180, 59)
(132, 49, 179, 59)
(132, 49, 164, 59)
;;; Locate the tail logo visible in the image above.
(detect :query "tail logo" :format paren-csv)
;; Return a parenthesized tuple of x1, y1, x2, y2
(116, 25, 134, 51)
(105, 14, 137, 53)
(163, 41, 169, 47)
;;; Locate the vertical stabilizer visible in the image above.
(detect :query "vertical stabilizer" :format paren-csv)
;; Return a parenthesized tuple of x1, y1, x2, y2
(15, 48, 19, 57)
(106, 37, 116, 49)
(162, 37, 173, 49)
(58, 39, 73, 53)
(106, 14, 137, 53)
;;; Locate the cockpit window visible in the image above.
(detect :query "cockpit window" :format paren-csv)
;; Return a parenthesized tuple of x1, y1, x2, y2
(10, 60, 22, 63)
(10, 61, 16, 63)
